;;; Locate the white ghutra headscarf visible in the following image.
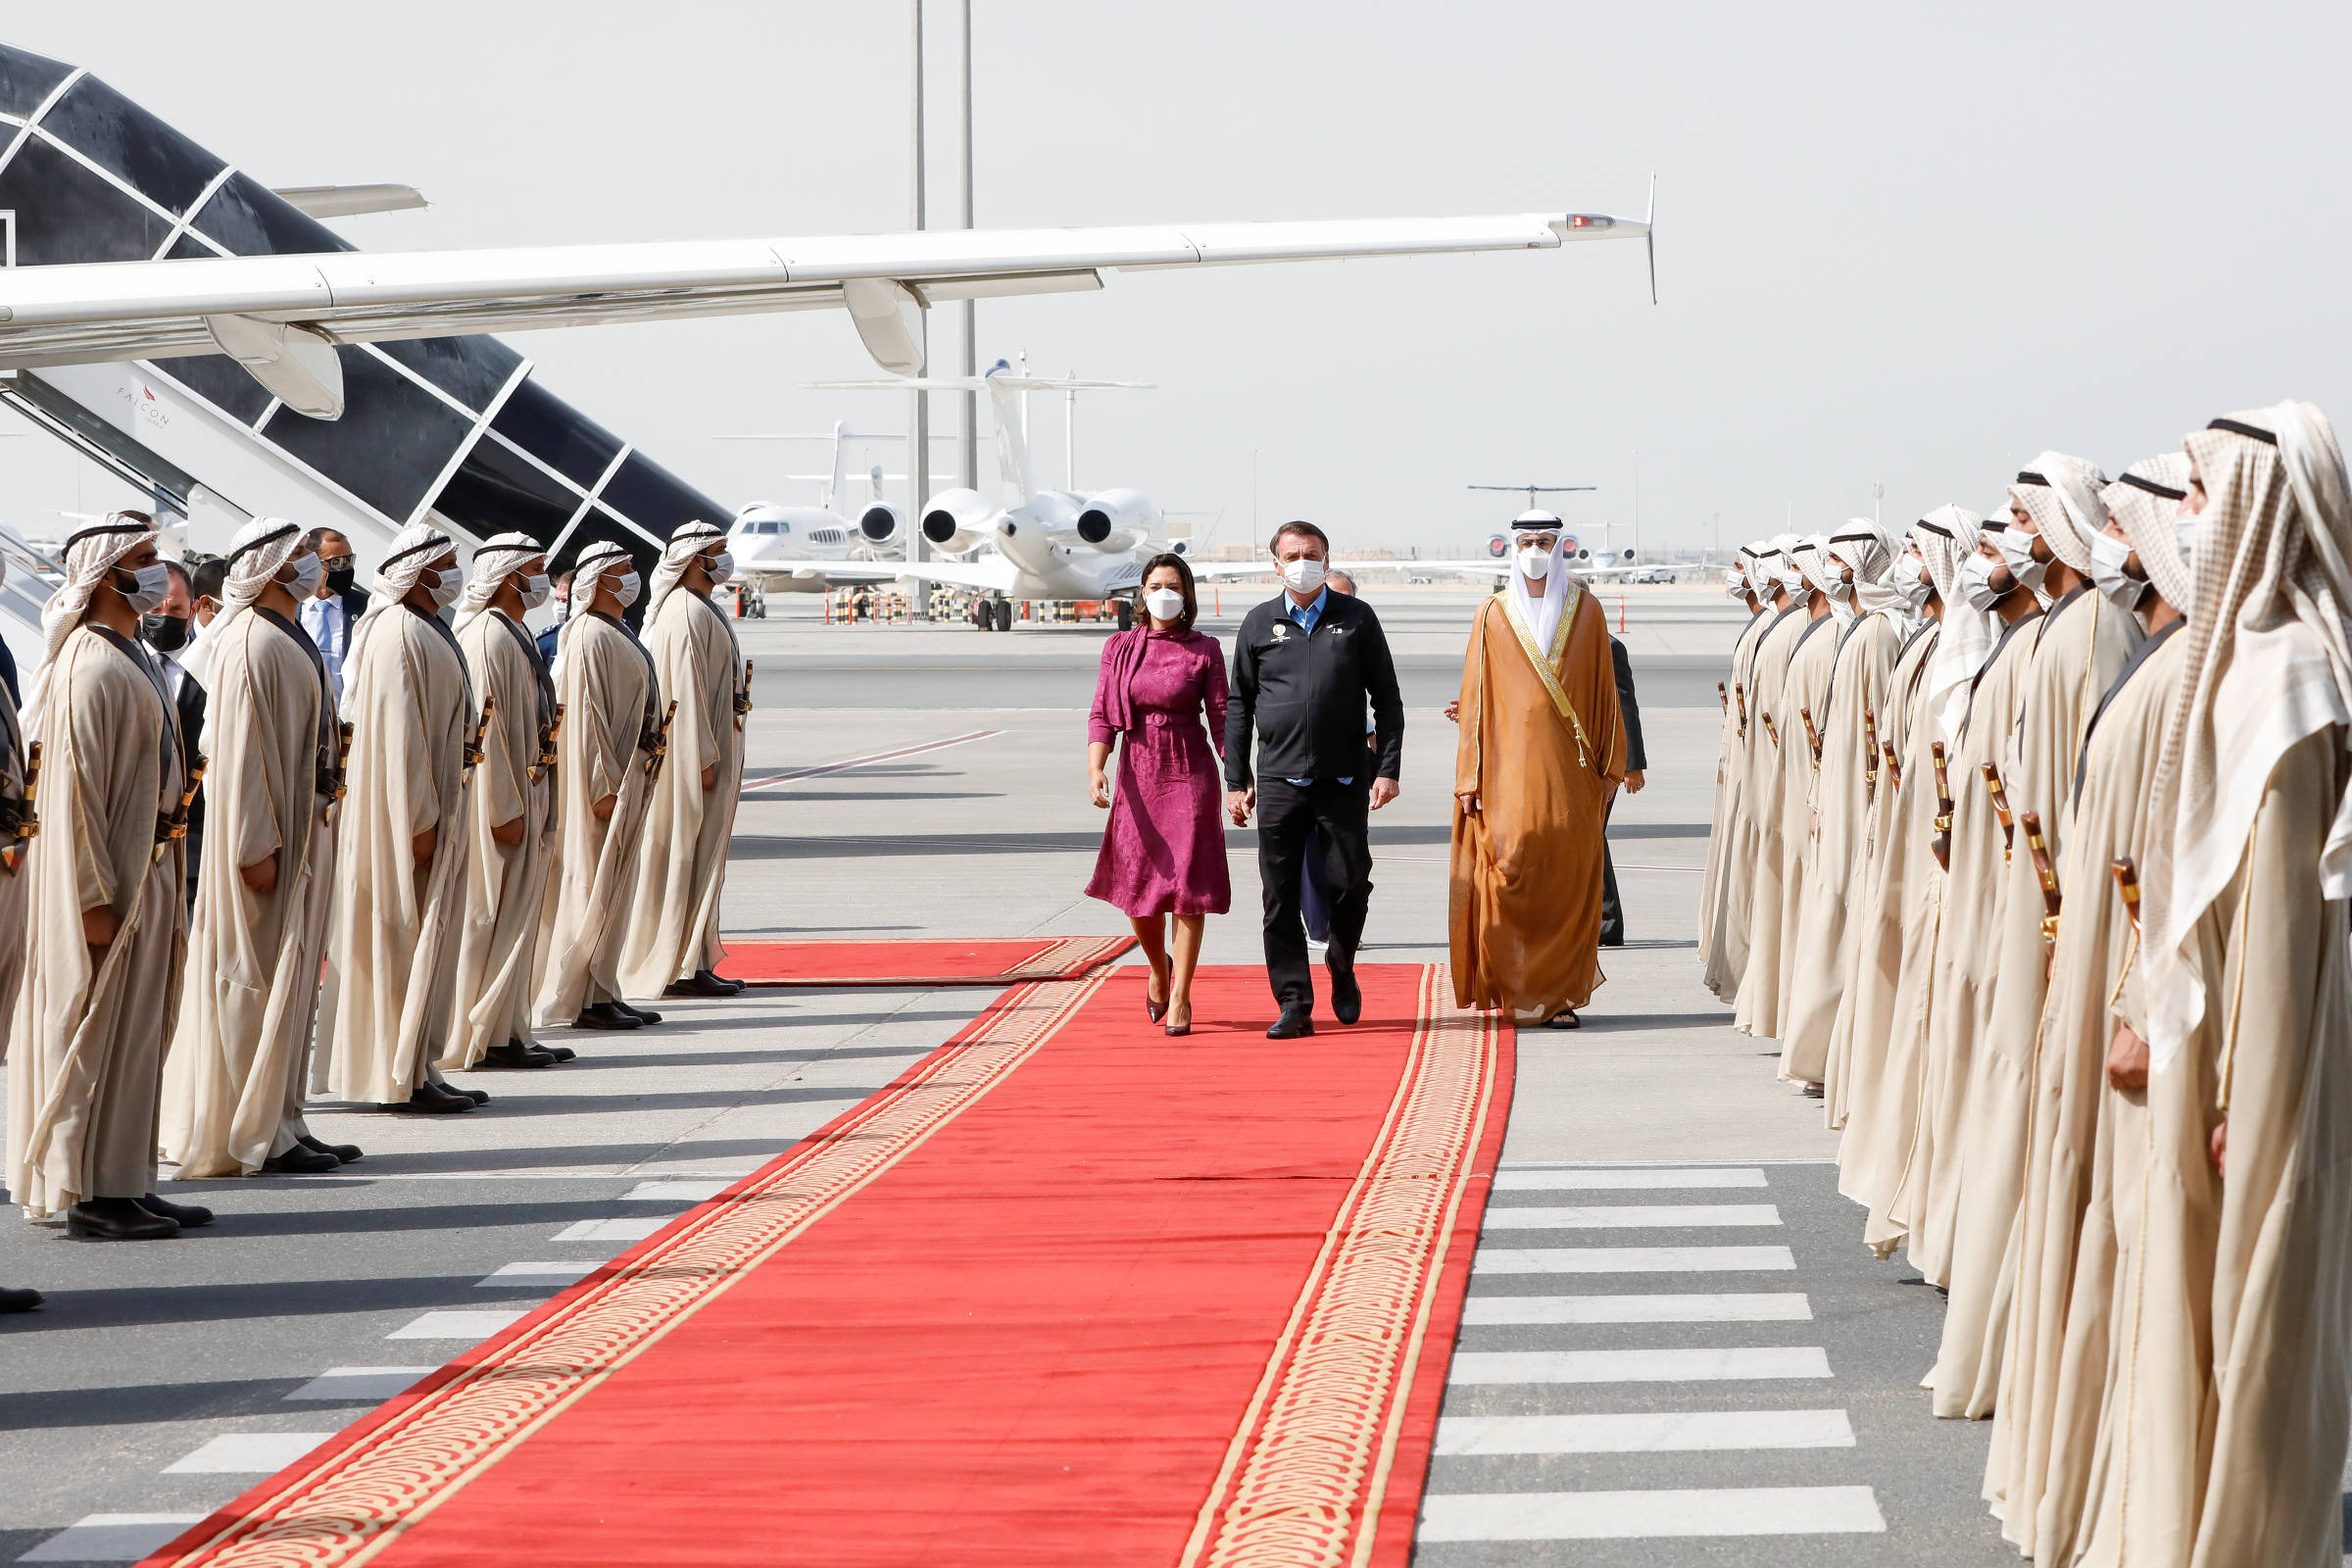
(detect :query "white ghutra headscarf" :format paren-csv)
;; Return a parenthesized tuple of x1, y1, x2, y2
(220, 517, 304, 622)
(26, 511, 160, 725)
(1505, 510, 1573, 654)
(2102, 453, 2193, 615)
(453, 532, 545, 634)
(645, 521, 728, 623)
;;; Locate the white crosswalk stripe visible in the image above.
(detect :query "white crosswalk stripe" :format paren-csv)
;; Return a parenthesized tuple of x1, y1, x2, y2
(1423, 1162, 1890, 1555)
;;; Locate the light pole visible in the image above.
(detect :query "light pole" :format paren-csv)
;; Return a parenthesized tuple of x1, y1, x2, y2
(957, 0, 977, 495)
(908, 0, 931, 614)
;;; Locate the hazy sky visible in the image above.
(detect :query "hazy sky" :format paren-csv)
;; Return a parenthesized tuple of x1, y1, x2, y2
(7, 1, 2350, 557)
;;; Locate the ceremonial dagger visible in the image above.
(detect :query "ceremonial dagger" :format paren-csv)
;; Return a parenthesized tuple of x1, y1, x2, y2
(1799, 706, 1824, 770)
(2022, 808, 2062, 952)
(1930, 741, 1954, 871)
(1, 740, 41, 873)
(1981, 762, 2017, 861)
(2111, 856, 2142, 934)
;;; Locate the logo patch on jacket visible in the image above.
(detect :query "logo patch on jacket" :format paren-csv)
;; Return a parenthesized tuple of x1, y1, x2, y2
(1270, 622, 1291, 642)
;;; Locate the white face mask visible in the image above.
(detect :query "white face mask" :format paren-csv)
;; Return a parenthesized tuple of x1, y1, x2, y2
(1823, 572, 1854, 603)
(612, 569, 642, 609)
(1279, 556, 1328, 595)
(279, 552, 323, 600)
(1723, 568, 1747, 600)
(1892, 557, 1934, 608)
(1142, 586, 1186, 622)
(705, 550, 734, 584)
(516, 571, 552, 611)
(428, 564, 462, 609)
(118, 561, 172, 614)
(1959, 550, 2008, 611)
(2086, 529, 2143, 612)
(1996, 526, 2048, 594)
(2175, 503, 2201, 556)
(1516, 546, 1553, 579)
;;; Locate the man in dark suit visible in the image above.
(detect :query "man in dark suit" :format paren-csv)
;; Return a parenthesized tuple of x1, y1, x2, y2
(1599, 633, 1649, 946)
(1225, 522, 1405, 1038)
(146, 559, 208, 904)
(298, 526, 368, 698)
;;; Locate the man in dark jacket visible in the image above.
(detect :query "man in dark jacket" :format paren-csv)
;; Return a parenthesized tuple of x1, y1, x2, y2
(1225, 522, 1404, 1038)
(1600, 633, 1649, 946)
(298, 527, 369, 698)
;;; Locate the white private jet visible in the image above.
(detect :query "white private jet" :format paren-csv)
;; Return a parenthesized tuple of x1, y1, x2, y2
(804, 362, 1178, 624)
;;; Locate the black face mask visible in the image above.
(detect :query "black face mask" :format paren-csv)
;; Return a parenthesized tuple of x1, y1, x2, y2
(324, 562, 357, 595)
(140, 612, 191, 654)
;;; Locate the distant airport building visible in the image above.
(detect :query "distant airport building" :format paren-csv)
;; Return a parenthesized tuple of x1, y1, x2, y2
(0, 44, 727, 568)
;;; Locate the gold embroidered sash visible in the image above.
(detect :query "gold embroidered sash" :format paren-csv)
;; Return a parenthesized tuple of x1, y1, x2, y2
(1500, 585, 1595, 766)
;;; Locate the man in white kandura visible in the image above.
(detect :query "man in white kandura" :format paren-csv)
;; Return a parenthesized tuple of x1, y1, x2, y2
(6, 513, 202, 1240)
(318, 523, 482, 1115)
(447, 534, 569, 1072)
(619, 522, 749, 1002)
(162, 519, 358, 1178)
(536, 540, 663, 1034)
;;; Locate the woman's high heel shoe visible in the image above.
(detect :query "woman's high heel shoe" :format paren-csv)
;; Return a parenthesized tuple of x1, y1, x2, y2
(1164, 1003, 1191, 1038)
(1148, 998, 1169, 1024)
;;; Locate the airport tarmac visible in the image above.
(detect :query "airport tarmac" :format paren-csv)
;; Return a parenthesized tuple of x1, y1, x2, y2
(0, 581, 2029, 1566)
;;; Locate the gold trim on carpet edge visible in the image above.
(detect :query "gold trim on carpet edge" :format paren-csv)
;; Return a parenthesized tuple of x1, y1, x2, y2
(739, 935, 1134, 986)
(157, 975, 1105, 1568)
(1181, 962, 1501, 1568)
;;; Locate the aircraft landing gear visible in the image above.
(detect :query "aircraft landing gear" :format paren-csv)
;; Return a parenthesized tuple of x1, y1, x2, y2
(992, 598, 1013, 632)
(1114, 599, 1134, 631)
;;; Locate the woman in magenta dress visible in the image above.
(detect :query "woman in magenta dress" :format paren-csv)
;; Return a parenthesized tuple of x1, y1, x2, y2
(1086, 554, 1229, 1036)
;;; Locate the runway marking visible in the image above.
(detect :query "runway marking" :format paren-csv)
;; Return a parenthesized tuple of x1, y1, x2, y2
(1447, 1347, 1832, 1385)
(621, 1179, 732, 1201)
(1482, 1203, 1782, 1230)
(18, 1515, 209, 1563)
(283, 1368, 439, 1402)
(385, 1309, 529, 1341)
(163, 1434, 336, 1474)
(551, 1216, 670, 1242)
(1461, 1292, 1811, 1325)
(1473, 1246, 1797, 1274)
(476, 1261, 600, 1288)
(1417, 1485, 1886, 1541)
(739, 728, 1004, 791)
(1435, 1409, 1856, 1455)
(1494, 1167, 1766, 1191)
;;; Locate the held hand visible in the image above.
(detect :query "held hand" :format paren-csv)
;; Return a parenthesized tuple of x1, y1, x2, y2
(2210, 1117, 2228, 1177)
(412, 825, 437, 869)
(1444, 700, 1460, 723)
(81, 903, 118, 952)
(1090, 768, 1110, 809)
(1369, 777, 1399, 811)
(2106, 1022, 2150, 1092)
(592, 793, 617, 820)
(1625, 768, 1646, 795)
(239, 856, 277, 896)
(492, 815, 525, 847)
(1457, 791, 1480, 815)
(702, 761, 718, 792)
(1226, 788, 1254, 827)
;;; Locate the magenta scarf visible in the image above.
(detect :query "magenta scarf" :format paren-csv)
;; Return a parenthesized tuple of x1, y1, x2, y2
(1097, 625, 1152, 734)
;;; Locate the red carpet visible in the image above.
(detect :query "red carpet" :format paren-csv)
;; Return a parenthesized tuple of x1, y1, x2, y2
(149, 964, 1509, 1568)
(716, 934, 1135, 987)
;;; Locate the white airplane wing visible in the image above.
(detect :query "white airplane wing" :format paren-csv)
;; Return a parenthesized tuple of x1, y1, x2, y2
(1187, 559, 1515, 580)
(0, 211, 1648, 408)
(809, 558, 1024, 594)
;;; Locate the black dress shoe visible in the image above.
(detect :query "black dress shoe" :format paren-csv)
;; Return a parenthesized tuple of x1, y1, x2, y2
(575, 1003, 643, 1030)
(616, 1002, 662, 1025)
(485, 1041, 558, 1070)
(137, 1194, 215, 1227)
(664, 970, 737, 999)
(1329, 967, 1362, 1026)
(68, 1199, 177, 1241)
(453, 1085, 491, 1106)
(709, 969, 746, 996)
(1544, 1008, 1582, 1030)
(1599, 928, 1626, 949)
(263, 1144, 344, 1174)
(541, 1043, 578, 1061)
(387, 1082, 473, 1113)
(299, 1134, 364, 1164)
(1266, 1005, 1316, 1040)
(0, 1286, 40, 1312)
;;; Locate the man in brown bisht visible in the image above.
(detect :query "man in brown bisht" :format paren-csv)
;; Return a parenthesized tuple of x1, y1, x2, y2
(1934, 453, 2143, 1420)
(1989, 453, 2192, 1560)
(1698, 545, 1774, 1000)
(536, 540, 662, 1033)
(619, 521, 749, 1001)
(5, 513, 202, 1240)
(1898, 512, 2044, 1296)
(318, 522, 480, 1115)
(446, 535, 568, 1072)
(1740, 535, 1839, 1047)
(1450, 511, 1625, 1029)
(2088, 402, 2352, 1568)
(1782, 521, 1903, 1096)
(162, 519, 354, 1179)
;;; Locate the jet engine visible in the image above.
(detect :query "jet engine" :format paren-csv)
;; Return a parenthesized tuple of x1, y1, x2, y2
(858, 503, 906, 547)
(1073, 488, 1160, 551)
(919, 487, 996, 556)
